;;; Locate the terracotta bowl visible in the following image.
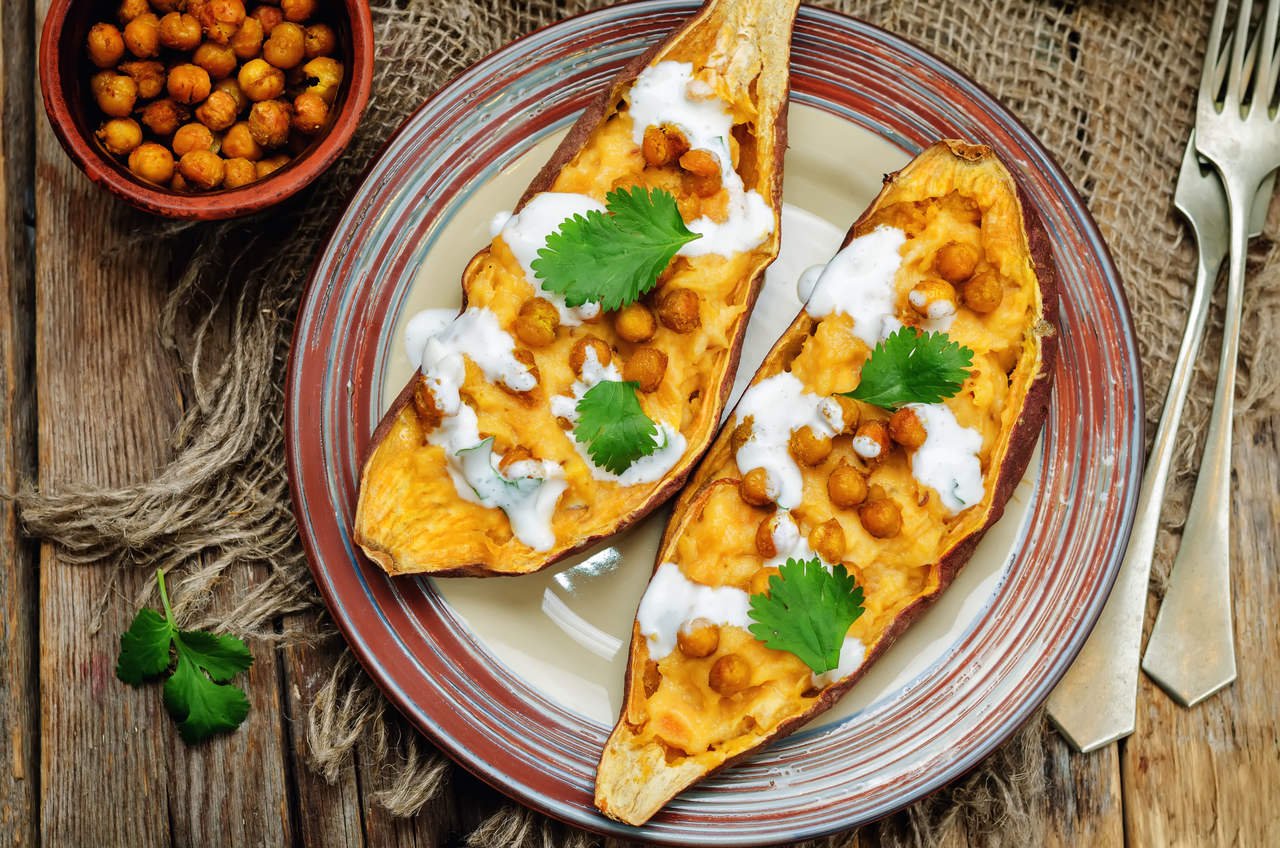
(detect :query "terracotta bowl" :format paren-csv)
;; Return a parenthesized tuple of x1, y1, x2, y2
(39, 0, 374, 220)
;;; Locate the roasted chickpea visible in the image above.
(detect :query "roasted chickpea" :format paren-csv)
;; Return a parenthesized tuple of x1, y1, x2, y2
(87, 23, 126, 68)
(830, 394, 859, 434)
(642, 659, 662, 697)
(789, 425, 833, 467)
(168, 63, 212, 104)
(641, 124, 690, 168)
(302, 56, 343, 103)
(178, 150, 224, 190)
(889, 407, 928, 450)
(158, 12, 202, 50)
(248, 100, 291, 148)
(280, 0, 317, 22)
(961, 271, 1003, 314)
(623, 347, 668, 393)
(908, 278, 958, 321)
(291, 91, 328, 134)
(859, 497, 902, 538)
(127, 142, 174, 184)
(657, 287, 700, 333)
(809, 519, 847, 563)
(238, 58, 285, 101)
(505, 297, 558, 348)
(118, 60, 165, 99)
(150, 0, 183, 12)
(213, 77, 249, 113)
(223, 156, 257, 188)
(934, 241, 981, 283)
(122, 13, 160, 58)
(739, 467, 775, 507)
(193, 42, 238, 80)
(194, 90, 238, 132)
(199, 0, 247, 35)
(303, 23, 337, 59)
(96, 118, 143, 156)
(496, 445, 535, 475)
(852, 420, 891, 461)
(679, 148, 720, 177)
(221, 121, 263, 160)
(250, 4, 284, 33)
(140, 98, 188, 137)
(254, 153, 290, 178)
(230, 16, 265, 60)
(90, 72, 137, 119)
(263, 21, 305, 69)
(171, 123, 215, 156)
(676, 619, 720, 659)
(117, 0, 150, 24)
(709, 653, 751, 696)
(827, 462, 868, 509)
(754, 512, 795, 559)
(614, 302, 656, 343)
(509, 348, 540, 393)
(169, 170, 190, 192)
(569, 335, 612, 376)
(730, 418, 753, 454)
(412, 378, 443, 432)
(749, 567, 780, 597)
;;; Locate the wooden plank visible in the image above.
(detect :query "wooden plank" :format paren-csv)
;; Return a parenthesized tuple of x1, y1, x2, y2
(0, 0, 38, 844)
(1122, 415, 1280, 846)
(1040, 738, 1124, 847)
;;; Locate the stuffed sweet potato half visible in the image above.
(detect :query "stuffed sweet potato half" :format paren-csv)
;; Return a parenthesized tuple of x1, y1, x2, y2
(354, 0, 801, 576)
(595, 140, 1059, 825)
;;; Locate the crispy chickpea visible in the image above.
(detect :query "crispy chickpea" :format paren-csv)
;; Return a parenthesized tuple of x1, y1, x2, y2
(199, 0, 247, 33)
(302, 56, 343, 103)
(280, 0, 317, 22)
(569, 336, 612, 376)
(676, 619, 720, 659)
(809, 519, 847, 564)
(223, 157, 257, 188)
(150, 0, 183, 12)
(679, 148, 720, 178)
(739, 467, 775, 507)
(248, 100, 291, 148)
(749, 567, 780, 597)
(214, 77, 249, 113)
(830, 394, 859, 434)
(509, 348, 540, 393)
(908, 278, 958, 320)
(412, 378, 443, 432)
(250, 4, 284, 33)
(642, 659, 662, 697)
(195, 90, 239, 132)
(122, 13, 160, 58)
(859, 497, 902, 539)
(118, 60, 165, 99)
(171, 123, 215, 156)
(496, 445, 535, 475)
(255, 153, 290, 178)
(889, 407, 927, 450)
(827, 462, 868, 509)
(506, 298, 558, 349)
(852, 420, 890, 461)
(730, 418, 753, 454)
(91, 72, 137, 119)
(709, 654, 752, 696)
(304, 23, 337, 59)
(754, 512, 795, 559)
(127, 142, 174, 184)
(168, 64, 212, 104)
(657, 287, 700, 333)
(961, 271, 1003, 314)
(140, 99, 188, 137)
(789, 425, 833, 467)
(96, 118, 143, 156)
(158, 12, 202, 50)
(641, 124, 690, 168)
(238, 58, 285, 101)
(934, 241, 981, 283)
(230, 17, 265, 60)
(117, 0, 149, 24)
(614, 302, 656, 343)
(623, 347, 668, 393)
(178, 150, 225, 190)
(193, 42, 238, 80)
(87, 23, 126, 68)
(292, 91, 329, 134)
(221, 122, 263, 160)
(263, 21, 305, 69)
(169, 172, 190, 192)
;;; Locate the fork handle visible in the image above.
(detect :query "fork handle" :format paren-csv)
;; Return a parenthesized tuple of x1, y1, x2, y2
(1141, 169, 1255, 705)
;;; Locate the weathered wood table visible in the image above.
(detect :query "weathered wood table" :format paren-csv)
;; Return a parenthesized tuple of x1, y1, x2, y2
(3, 2, 1278, 846)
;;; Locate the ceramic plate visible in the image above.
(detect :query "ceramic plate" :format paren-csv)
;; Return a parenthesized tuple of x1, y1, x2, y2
(286, 2, 1142, 843)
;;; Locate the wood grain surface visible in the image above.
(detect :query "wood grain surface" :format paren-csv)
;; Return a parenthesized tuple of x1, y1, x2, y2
(7, 3, 1278, 847)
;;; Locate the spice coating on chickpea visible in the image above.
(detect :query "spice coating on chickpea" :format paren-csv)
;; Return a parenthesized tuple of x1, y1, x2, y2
(749, 566, 779, 597)
(809, 519, 847, 563)
(140, 99, 188, 136)
(291, 92, 329, 134)
(709, 654, 752, 696)
(223, 157, 257, 189)
(117, 0, 150, 24)
(658, 287, 700, 333)
(623, 347, 668, 393)
(933, 241, 981, 283)
(91, 72, 138, 118)
(194, 42, 238, 80)
(739, 467, 775, 507)
(263, 22, 306, 69)
(158, 12, 202, 51)
(118, 60, 165, 99)
(172, 123, 215, 156)
(961, 272, 1003, 313)
(754, 515, 781, 558)
(221, 122, 263, 160)
(122, 13, 160, 59)
(827, 462, 868, 509)
(249, 99, 292, 148)
(281, 0, 318, 23)
(888, 407, 927, 450)
(168, 64, 212, 104)
(255, 154, 290, 178)
(789, 425, 832, 466)
(641, 124, 690, 167)
(569, 336, 612, 376)
(853, 420, 891, 460)
(213, 77, 249, 113)
(230, 17, 265, 60)
(250, 5, 284, 34)
(302, 57, 343, 103)
(97, 118, 143, 156)
(676, 620, 720, 659)
(304, 24, 337, 58)
(237, 58, 285, 101)
(178, 149, 225, 190)
(908, 278, 957, 318)
(831, 394, 860, 434)
(614, 302, 657, 343)
(858, 498, 902, 539)
(196, 90, 239, 132)
(127, 142, 174, 184)
(87, 23, 126, 68)
(511, 297, 560, 348)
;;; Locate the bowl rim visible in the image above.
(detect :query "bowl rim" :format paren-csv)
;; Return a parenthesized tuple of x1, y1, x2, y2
(38, 0, 375, 221)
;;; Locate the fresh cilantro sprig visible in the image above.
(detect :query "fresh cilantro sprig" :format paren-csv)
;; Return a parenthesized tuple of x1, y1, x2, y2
(574, 380, 660, 474)
(116, 569, 253, 744)
(532, 186, 701, 310)
(843, 327, 974, 410)
(747, 557, 865, 675)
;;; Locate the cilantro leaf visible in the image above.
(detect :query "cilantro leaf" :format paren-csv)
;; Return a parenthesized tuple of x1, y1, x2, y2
(116, 570, 253, 743)
(574, 380, 659, 474)
(747, 557, 865, 675)
(532, 186, 701, 310)
(843, 327, 974, 409)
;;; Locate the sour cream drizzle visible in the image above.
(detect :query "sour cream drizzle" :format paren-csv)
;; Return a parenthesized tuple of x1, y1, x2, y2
(627, 61, 774, 257)
(801, 225, 907, 346)
(494, 192, 604, 326)
(908, 402, 984, 513)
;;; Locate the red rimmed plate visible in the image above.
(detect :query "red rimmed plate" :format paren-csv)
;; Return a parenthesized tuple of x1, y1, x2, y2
(286, 2, 1142, 843)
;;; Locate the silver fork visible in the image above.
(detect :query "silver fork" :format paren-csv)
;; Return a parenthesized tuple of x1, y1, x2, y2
(1142, 0, 1280, 705)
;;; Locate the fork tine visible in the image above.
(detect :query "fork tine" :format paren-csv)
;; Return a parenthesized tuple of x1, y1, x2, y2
(1203, 0, 1232, 103)
(1224, 0, 1255, 105)
(1262, 0, 1280, 103)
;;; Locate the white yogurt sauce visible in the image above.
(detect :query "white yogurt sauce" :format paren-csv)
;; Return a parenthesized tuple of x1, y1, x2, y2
(733, 372, 842, 509)
(496, 192, 605, 325)
(403, 307, 458, 367)
(628, 61, 775, 257)
(908, 402, 984, 513)
(810, 637, 867, 689)
(637, 562, 753, 659)
(802, 226, 907, 346)
(909, 288, 958, 333)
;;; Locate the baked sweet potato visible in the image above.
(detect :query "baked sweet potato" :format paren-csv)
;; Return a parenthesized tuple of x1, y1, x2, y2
(353, 0, 801, 576)
(595, 140, 1059, 825)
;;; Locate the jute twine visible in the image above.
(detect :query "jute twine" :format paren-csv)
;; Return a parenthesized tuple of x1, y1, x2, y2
(17, 1, 1280, 845)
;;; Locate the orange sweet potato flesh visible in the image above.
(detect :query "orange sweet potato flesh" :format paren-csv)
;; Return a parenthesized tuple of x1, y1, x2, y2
(354, 0, 802, 576)
(595, 141, 1060, 825)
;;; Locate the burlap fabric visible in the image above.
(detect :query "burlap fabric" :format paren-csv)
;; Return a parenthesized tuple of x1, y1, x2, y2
(17, 1, 1280, 845)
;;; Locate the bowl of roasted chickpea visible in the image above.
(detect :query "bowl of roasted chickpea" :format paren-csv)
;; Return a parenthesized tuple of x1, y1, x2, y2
(40, 0, 373, 220)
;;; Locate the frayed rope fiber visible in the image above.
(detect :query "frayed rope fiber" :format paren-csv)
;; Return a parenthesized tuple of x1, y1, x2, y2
(15, 1, 1280, 845)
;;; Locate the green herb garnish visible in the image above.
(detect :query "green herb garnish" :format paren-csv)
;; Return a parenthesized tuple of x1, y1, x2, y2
(842, 327, 974, 409)
(532, 186, 701, 310)
(747, 557, 865, 675)
(116, 569, 253, 744)
(574, 380, 660, 474)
